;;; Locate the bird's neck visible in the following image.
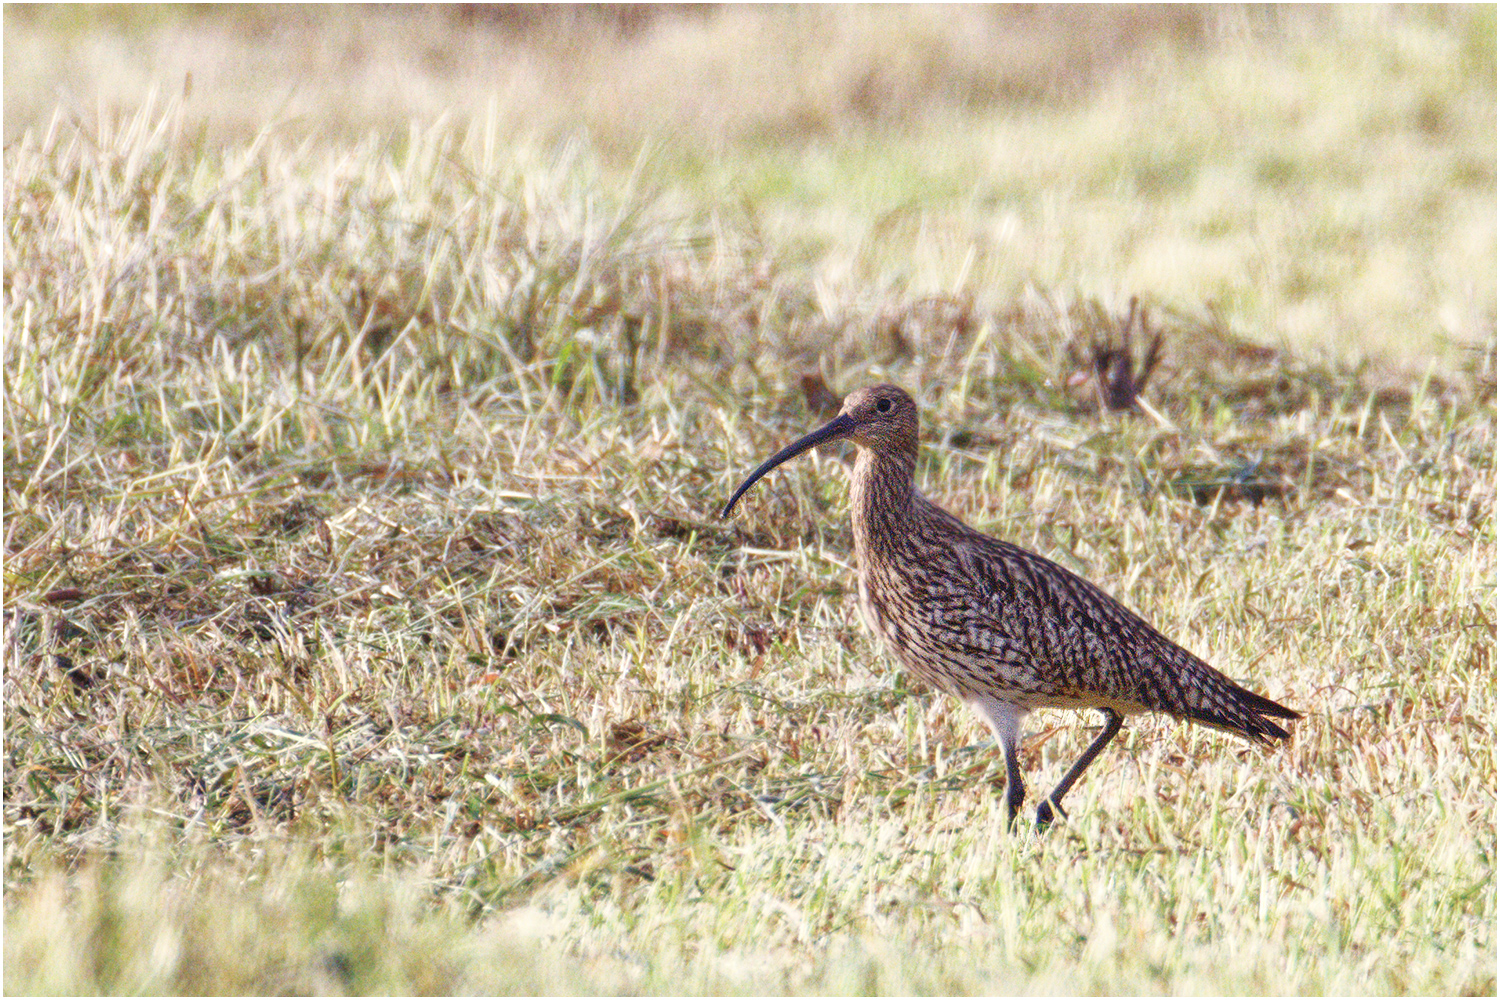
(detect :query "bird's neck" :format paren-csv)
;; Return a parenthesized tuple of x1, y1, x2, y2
(849, 448, 917, 565)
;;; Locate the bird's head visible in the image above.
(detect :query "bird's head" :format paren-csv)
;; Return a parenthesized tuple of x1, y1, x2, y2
(720, 384, 918, 518)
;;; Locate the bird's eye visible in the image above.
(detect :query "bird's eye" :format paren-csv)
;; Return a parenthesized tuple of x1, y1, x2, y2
(875, 398, 892, 414)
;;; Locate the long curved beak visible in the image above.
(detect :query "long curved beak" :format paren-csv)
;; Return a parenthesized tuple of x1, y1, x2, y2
(720, 413, 856, 519)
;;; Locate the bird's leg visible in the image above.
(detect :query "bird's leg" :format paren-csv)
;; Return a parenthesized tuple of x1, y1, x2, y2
(967, 695, 1028, 831)
(1001, 726, 1026, 831)
(1036, 708, 1124, 828)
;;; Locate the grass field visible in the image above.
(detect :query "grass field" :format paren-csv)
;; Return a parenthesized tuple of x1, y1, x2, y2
(4, 6, 1496, 994)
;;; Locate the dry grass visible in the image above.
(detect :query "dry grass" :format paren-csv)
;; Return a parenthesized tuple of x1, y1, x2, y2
(3, 6, 1496, 995)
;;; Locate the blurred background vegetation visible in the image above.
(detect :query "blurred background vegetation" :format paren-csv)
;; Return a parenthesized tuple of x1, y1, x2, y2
(7, 4, 1495, 368)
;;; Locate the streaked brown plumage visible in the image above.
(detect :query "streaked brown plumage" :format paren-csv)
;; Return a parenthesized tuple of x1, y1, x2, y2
(722, 384, 1298, 829)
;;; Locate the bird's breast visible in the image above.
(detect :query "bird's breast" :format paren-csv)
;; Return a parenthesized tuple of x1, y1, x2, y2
(856, 560, 967, 694)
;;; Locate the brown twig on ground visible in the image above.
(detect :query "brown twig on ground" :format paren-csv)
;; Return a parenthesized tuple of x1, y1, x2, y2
(1069, 296, 1166, 411)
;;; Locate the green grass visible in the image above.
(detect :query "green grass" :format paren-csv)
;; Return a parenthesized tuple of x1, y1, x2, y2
(4, 6, 1496, 995)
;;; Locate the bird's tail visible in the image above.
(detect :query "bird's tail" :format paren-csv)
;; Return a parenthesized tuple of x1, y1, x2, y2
(1182, 664, 1300, 743)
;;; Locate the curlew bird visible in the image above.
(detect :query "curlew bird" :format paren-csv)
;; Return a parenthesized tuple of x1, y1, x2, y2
(721, 385, 1298, 829)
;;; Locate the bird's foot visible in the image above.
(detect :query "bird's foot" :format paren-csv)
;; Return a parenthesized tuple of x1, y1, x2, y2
(1035, 797, 1068, 830)
(1003, 783, 1025, 833)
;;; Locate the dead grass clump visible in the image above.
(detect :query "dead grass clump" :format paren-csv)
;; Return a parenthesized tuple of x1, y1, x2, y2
(1065, 296, 1166, 412)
